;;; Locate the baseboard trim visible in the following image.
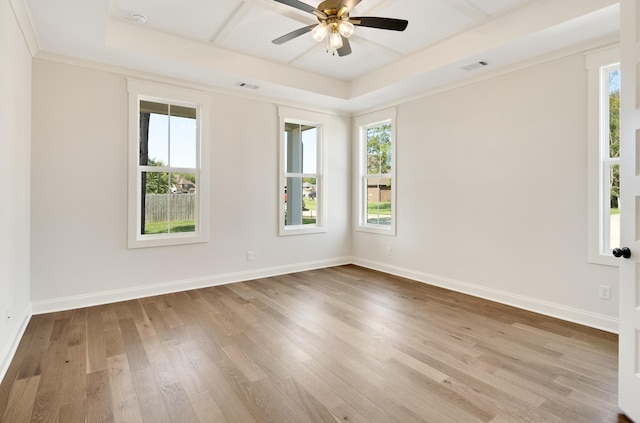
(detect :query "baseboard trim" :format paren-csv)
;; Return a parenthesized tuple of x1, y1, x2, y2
(351, 258, 619, 334)
(31, 257, 352, 315)
(0, 305, 32, 385)
(30, 255, 619, 333)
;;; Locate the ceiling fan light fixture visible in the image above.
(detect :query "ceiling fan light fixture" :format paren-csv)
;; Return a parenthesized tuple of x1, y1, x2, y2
(329, 28, 343, 49)
(270, 0, 409, 57)
(338, 20, 354, 38)
(311, 22, 329, 41)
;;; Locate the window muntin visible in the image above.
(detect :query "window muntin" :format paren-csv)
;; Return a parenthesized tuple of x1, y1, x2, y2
(128, 80, 209, 248)
(355, 108, 396, 235)
(279, 107, 326, 236)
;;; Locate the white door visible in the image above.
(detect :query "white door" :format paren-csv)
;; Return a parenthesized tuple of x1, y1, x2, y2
(618, 1, 640, 420)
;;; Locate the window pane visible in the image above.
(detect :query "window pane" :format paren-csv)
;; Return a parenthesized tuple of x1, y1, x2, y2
(169, 172, 196, 233)
(285, 123, 317, 173)
(608, 69, 620, 159)
(302, 129, 317, 174)
(140, 101, 169, 166)
(365, 177, 392, 226)
(169, 106, 197, 168)
(141, 171, 170, 235)
(366, 124, 392, 176)
(284, 177, 314, 226)
(609, 163, 620, 250)
(141, 171, 196, 235)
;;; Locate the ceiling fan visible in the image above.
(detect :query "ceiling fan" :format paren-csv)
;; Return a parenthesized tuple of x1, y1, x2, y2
(271, 0, 408, 56)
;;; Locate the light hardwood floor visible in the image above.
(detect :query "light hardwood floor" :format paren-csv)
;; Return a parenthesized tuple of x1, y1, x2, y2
(0, 265, 631, 422)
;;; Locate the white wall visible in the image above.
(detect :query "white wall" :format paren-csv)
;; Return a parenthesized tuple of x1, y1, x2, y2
(353, 53, 620, 331)
(30, 59, 351, 311)
(0, 0, 32, 379)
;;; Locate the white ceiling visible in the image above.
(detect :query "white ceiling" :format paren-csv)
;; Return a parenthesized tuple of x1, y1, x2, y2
(22, 0, 619, 113)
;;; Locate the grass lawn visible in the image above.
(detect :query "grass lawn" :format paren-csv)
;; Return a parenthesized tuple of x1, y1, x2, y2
(368, 202, 391, 215)
(144, 220, 195, 234)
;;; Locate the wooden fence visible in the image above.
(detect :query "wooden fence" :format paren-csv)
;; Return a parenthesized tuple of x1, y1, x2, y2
(145, 193, 196, 223)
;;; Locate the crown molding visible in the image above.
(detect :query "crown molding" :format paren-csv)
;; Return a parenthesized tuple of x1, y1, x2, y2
(9, 0, 40, 56)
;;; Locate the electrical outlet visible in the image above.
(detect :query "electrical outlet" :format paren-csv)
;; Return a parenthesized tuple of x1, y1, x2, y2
(599, 285, 611, 300)
(246, 251, 253, 261)
(387, 247, 392, 256)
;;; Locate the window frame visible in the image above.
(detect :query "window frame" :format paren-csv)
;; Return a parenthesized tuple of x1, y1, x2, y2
(278, 106, 327, 236)
(354, 108, 397, 236)
(586, 46, 620, 266)
(127, 80, 210, 248)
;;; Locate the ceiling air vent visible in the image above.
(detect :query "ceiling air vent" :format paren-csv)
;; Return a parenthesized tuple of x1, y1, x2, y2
(130, 13, 147, 24)
(236, 82, 260, 90)
(462, 61, 488, 71)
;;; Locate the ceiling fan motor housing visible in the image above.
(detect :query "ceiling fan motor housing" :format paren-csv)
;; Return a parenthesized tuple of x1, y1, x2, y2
(317, 0, 350, 23)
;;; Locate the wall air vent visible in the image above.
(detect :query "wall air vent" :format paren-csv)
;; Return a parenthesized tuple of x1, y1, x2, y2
(462, 61, 488, 71)
(236, 82, 260, 90)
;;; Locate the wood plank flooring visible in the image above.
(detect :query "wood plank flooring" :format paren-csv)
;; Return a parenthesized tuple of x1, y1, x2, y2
(0, 265, 631, 422)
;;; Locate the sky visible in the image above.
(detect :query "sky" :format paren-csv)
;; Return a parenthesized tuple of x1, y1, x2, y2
(609, 68, 620, 92)
(147, 113, 197, 169)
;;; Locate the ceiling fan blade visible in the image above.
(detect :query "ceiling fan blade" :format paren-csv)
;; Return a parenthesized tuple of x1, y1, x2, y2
(272, 0, 327, 19)
(272, 24, 316, 44)
(351, 16, 408, 31)
(336, 0, 362, 18)
(337, 37, 352, 56)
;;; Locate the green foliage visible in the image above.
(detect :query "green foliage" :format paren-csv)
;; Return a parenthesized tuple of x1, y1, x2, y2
(609, 85, 620, 208)
(367, 124, 392, 175)
(145, 158, 169, 194)
(367, 202, 391, 215)
(144, 220, 195, 234)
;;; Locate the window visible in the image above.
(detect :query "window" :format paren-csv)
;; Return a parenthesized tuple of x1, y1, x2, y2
(279, 107, 326, 236)
(587, 47, 620, 265)
(127, 80, 210, 248)
(355, 108, 396, 235)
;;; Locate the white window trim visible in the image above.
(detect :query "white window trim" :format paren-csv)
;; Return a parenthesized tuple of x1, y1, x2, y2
(586, 46, 619, 266)
(354, 107, 397, 236)
(278, 106, 327, 236)
(127, 79, 210, 248)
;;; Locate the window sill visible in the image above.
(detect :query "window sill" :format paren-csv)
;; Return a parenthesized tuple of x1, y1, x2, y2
(128, 233, 208, 249)
(356, 225, 396, 236)
(279, 226, 326, 236)
(588, 252, 620, 267)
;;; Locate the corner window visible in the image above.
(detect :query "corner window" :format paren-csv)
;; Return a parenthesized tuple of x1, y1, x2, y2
(586, 47, 620, 265)
(279, 107, 326, 236)
(355, 108, 396, 235)
(127, 80, 210, 248)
